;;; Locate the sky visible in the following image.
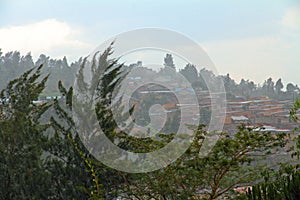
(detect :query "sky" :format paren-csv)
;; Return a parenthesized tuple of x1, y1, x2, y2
(0, 0, 299, 86)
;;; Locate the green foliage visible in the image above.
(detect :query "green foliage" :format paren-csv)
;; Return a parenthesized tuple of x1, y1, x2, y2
(238, 165, 300, 200)
(47, 94, 100, 199)
(290, 99, 300, 122)
(50, 44, 130, 199)
(112, 124, 286, 200)
(57, 45, 288, 200)
(1, 49, 299, 100)
(0, 50, 81, 96)
(0, 65, 51, 199)
(194, 125, 286, 200)
(0, 46, 293, 200)
(290, 98, 300, 159)
(235, 99, 300, 200)
(180, 63, 198, 83)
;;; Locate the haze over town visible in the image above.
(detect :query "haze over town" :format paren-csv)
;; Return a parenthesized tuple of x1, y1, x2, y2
(0, 0, 299, 85)
(1, 1, 300, 199)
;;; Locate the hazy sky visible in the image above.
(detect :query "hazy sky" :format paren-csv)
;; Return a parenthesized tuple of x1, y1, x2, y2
(0, 0, 299, 85)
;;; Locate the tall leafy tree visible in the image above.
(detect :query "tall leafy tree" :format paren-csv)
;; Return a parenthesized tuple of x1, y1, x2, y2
(287, 83, 297, 93)
(50, 45, 130, 199)
(0, 65, 51, 199)
(117, 124, 286, 200)
(262, 77, 275, 97)
(275, 78, 284, 94)
(163, 53, 175, 69)
(0, 46, 293, 200)
(236, 99, 300, 200)
(180, 63, 198, 84)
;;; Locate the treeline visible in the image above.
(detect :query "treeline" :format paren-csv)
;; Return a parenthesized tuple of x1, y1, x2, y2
(0, 50, 81, 96)
(0, 46, 299, 199)
(0, 50, 299, 101)
(178, 63, 299, 100)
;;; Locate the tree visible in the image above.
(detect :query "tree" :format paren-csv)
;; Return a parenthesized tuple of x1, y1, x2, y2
(0, 50, 80, 96)
(223, 73, 236, 94)
(275, 78, 283, 94)
(180, 63, 198, 83)
(0, 62, 108, 199)
(238, 79, 256, 98)
(116, 124, 286, 200)
(159, 53, 176, 78)
(235, 100, 300, 200)
(262, 77, 275, 97)
(287, 83, 297, 93)
(163, 53, 175, 69)
(197, 125, 286, 199)
(194, 68, 216, 90)
(0, 65, 51, 199)
(242, 167, 300, 200)
(0, 51, 22, 89)
(50, 44, 136, 199)
(290, 99, 300, 160)
(70, 47, 287, 200)
(0, 45, 293, 199)
(48, 84, 107, 199)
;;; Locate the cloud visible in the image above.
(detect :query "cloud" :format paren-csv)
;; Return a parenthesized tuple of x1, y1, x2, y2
(281, 7, 300, 30)
(0, 19, 92, 61)
(203, 36, 299, 85)
(200, 7, 300, 85)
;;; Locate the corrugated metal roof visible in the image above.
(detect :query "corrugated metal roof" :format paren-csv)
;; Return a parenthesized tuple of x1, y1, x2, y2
(231, 116, 249, 121)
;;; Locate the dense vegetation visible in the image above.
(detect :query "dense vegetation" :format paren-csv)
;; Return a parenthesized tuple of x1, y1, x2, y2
(235, 99, 300, 200)
(0, 47, 299, 199)
(0, 50, 80, 96)
(0, 50, 299, 100)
